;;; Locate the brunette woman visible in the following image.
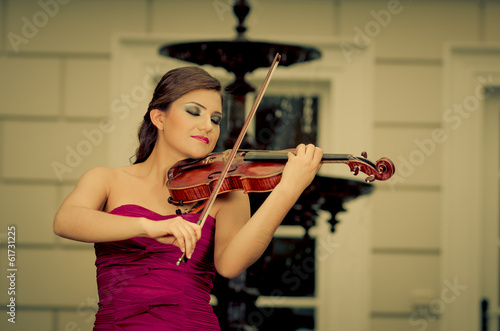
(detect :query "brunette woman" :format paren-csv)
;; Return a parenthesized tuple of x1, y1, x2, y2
(54, 66, 322, 330)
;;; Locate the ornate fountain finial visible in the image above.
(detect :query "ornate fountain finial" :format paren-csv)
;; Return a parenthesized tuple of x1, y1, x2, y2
(159, 0, 320, 78)
(233, 0, 250, 39)
(159, 0, 321, 148)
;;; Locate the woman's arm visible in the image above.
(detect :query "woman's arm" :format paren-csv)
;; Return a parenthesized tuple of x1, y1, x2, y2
(53, 167, 148, 242)
(214, 144, 323, 278)
(54, 167, 201, 256)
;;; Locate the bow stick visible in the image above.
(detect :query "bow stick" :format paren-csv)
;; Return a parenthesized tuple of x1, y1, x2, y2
(176, 53, 281, 265)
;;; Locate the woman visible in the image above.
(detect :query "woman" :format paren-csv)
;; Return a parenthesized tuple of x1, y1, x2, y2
(54, 66, 322, 330)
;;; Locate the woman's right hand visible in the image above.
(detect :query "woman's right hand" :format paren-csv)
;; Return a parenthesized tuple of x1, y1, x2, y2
(142, 217, 202, 259)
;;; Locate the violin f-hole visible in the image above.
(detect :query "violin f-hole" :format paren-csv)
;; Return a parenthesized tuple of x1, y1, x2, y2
(208, 165, 238, 179)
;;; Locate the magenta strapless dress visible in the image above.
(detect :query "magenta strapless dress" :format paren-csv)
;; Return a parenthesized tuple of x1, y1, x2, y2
(93, 204, 220, 330)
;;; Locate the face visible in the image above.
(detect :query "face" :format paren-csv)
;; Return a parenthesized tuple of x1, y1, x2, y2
(158, 89, 222, 160)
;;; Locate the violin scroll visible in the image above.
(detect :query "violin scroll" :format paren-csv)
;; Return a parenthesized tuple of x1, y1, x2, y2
(346, 152, 395, 183)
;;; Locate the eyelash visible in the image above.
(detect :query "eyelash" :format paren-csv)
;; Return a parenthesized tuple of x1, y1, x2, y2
(211, 115, 223, 125)
(186, 108, 221, 125)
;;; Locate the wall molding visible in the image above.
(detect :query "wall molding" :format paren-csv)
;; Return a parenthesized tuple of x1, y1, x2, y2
(441, 42, 500, 331)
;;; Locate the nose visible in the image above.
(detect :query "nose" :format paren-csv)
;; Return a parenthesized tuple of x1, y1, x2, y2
(198, 113, 213, 132)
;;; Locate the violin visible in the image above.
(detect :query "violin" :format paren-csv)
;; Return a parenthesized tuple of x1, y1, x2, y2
(172, 53, 395, 265)
(167, 149, 395, 205)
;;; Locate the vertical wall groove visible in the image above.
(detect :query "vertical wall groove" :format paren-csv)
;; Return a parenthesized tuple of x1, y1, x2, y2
(478, 0, 485, 41)
(0, 0, 6, 52)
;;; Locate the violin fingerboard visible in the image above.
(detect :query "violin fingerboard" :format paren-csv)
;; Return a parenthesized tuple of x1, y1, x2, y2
(244, 151, 352, 163)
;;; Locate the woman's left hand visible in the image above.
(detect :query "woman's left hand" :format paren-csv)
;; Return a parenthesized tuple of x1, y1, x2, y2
(279, 144, 323, 194)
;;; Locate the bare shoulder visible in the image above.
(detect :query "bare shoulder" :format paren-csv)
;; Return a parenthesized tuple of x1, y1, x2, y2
(82, 164, 138, 182)
(80, 166, 114, 179)
(62, 166, 118, 211)
(76, 166, 117, 188)
(81, 165, 144, 191)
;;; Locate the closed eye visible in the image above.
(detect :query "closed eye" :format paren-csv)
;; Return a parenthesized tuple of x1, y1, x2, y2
(211, 115, 222, 125)
(185, 105, 201, 116)
(185, 104, 221, 125)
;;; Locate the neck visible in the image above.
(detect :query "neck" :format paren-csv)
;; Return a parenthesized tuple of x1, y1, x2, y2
(138, 144, 184, 184)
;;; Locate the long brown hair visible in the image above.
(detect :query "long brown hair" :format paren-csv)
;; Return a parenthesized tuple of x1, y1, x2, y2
(133, 66, 222, 164)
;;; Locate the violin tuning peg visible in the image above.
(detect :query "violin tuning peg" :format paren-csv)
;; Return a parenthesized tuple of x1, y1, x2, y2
(365, 175, 375, 183)
(361, 151, 367, 158)
(353, 165, 360, 176)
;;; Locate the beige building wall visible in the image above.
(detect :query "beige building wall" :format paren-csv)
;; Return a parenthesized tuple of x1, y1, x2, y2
(0, 0, 498, 330)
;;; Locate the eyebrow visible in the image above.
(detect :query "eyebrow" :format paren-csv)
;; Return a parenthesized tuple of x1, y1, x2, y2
(189, 102, 206, 109)
(189, 102, 223, 117)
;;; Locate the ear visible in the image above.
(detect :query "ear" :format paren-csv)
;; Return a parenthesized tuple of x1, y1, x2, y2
(150, 109, 165, 131)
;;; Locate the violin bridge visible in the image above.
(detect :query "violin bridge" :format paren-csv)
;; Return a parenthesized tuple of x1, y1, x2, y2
(203, 155, 216, 165)
(221, 149, 232, 164)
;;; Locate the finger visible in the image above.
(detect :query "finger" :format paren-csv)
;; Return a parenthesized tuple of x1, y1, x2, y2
(295, 143, 306, 155)
(305, 144, 316, 157)
(181, 220, 203, 259)
(313, 147, 324, 171)
(313, 146, 323, 163)
(177, 224, 190, 253)
(186, 224, 200, 259)
(175, 221, 197, 259)
(169, 226, 185, 253)
(189, 223, 202, 241)
(168, 218, 191, 252)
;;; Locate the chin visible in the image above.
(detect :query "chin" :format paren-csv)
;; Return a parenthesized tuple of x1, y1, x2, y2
(186, 147, 214, 159)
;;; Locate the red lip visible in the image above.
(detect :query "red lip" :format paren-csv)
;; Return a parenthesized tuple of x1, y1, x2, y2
(192, 136, 209, 144)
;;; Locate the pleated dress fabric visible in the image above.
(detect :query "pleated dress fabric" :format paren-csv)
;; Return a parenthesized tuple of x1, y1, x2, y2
(93, 204, 220, 330)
